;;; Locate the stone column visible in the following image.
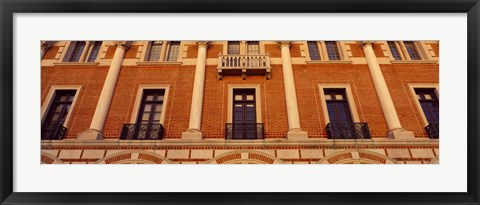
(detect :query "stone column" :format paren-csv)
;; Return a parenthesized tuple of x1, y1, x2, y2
(361, 41, 414, 139)
(278, 41, 308, 140)
(182, 41, 209, 140)
(77, 41, 129, 140)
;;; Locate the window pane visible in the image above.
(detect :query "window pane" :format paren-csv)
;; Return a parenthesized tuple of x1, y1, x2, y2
(247, 41, 259, 54)
(404, 41, 421, 60)
(235, 95, 243, 101)
(335, 94, 343, 100)
(155, 104, 163, 112)
(325, 41, 341, 60)
(228, 41, 240, 54)
(307, 41, 321, 60)
(68, 41, 86, 62)
(246, 95, 254, 101)
(147, 41, 162, 61)
(87, 41, 102, 62)
(387, 41, 402, 60)
(153, 113, 161, 121)
(166, 41, 180, 61)
(144, 104, 152, 112)
(142, 113, 150, 121)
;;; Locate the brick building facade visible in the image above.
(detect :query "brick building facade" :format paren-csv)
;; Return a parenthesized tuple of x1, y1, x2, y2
(40, 40, 439, 164)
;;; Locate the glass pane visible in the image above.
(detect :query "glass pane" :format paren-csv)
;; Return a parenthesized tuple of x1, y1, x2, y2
(59, 95, 68, 101)
(142, 113, 150, 121)
(324, 94, 332, 100)
(156, 95, 164, 101)
(146, 95, 154, 101)
(55, 105, 63, 112)
(246, 95, 254, 101)
(155, 104, 163, 112)
(235, 104, 242, 107)
(51, 114, 60, 122)
(417, 94, 421, 100)
(87, 41, 102, 62)
(404, 41, 421, 60)
(335, 94, 343, 100)
(424, 94, 432, 100)
(153, 113, 161, 121)
(247, 41, 259, 54)
(68, 41, 86, 62)
(144, 104, 152, 112)
(235, 95, 243, 101)
(246, 104, 254, 107)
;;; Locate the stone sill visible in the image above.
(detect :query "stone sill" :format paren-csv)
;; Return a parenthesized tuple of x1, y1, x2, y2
(306, 60, 353, 64)
(390, 60, 438, 64)
(136, 61, 182, 66)
(53, 62, 100, 66)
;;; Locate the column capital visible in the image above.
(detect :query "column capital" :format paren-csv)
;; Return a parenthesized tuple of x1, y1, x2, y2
(359, 41, 375, 48)
(113, 41, 131, 50)
(277, 41, 291, 48)
(196, 41, 209, 48)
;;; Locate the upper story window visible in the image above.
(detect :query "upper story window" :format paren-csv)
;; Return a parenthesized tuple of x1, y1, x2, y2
(325, 41, 341, 60)
(414, 88, 439, 139)
(66, 41, 86, 62)
(142, 41, 181, 63)
(228, 41, 241, 54)
(387, 41, 424, 61)
(246, 41, 260, 54)
(87, 41, 102, 62)
(63, 41, 102, 63)
(306, 41, 344, 61)
(307, 41, 321, 60)
(146, 41, 163, 61)
(166, 41, 180, 61)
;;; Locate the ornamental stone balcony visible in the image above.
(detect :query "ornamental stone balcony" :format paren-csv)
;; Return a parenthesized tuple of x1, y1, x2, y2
(217, 54, 271, 80)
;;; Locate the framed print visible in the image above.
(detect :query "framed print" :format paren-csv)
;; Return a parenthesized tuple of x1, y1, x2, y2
(1, 0, 479, 204)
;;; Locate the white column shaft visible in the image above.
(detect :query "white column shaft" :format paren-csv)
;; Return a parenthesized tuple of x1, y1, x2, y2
(187, 44, 208, 130)
(89, 44, 126, 131)
(363, 43, 403, 130)
(280, 44, 302, 130)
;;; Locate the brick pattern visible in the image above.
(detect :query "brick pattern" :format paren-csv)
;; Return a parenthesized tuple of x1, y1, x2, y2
(327, 152, 353, 164)
(290, 44, 302, 57)
(41, 155, 55, 164)
(207, 44, 223, 58)
(265, 44, 281, 58)
(43, 46, 60, 59)
(372, 43, 385, 57)
(186, 45, 198, 58)
(124, 45, 139, 59)
(430, 43, 439, 57)
(249, 152, 275, 164)
(216, 153, 241, 164)
(359, 152, 386, 164)
(138, 153, 163, 164)
(105, 153, 132, 164)
(104, 45, 116, 59)
(348, 43, 365, 57)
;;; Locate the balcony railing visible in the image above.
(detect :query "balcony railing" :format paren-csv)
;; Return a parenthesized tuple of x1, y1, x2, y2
(225, 123, 264, 140)
(41, 123, 67, 140)
(325, 122, 371, 139)
(217, 54, 271, 80)
(425, 122, 439, 139)
(120, 123, 164, 140)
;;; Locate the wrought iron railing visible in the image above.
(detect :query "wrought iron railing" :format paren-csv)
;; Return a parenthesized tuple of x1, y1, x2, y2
(120, 123, 164, 140)
(225, 123, 264, 140)
(325, 122, 371, 139)
(425, 122, 439, 139)
(41, 123, 67, 140)
(217, 54, 271, 79)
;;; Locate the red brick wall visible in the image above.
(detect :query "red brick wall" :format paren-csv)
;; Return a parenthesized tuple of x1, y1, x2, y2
(265, 44, 281, 57)
(372, 43, 385, 57)
(290, 44, 302, 57)
(124, 45, 139, 59)
(43, 46, 59, 60)
(101, 65, 196, 139)
(430, 43, 439, 57)
(207, 44, 223, 58)
(348, 43, 365, 57)
(41, 66, 109, 139)
(186, 45, 198, 58)
(104, 46, 116, 59)
(381, 64, 439, 138)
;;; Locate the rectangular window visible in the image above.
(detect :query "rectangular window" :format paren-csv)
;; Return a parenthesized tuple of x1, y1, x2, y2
(146, 41, 162, 61)
(166, 41, 180, 61)
(41, 90, 77, 140)
(227, 89, 263, 139)
(67, 41, 85, 62)
(415, 88, 439, 139)
(228, 41, 240, 54)
(246, 41, 260, 54)
(388, 41, 403, 60)
(404, 41, 422, 60)
(307, 41, 321, 60)
(87, 41, 102, 62)
(325, 41, 341, 60)
(121, 89, 165, 140)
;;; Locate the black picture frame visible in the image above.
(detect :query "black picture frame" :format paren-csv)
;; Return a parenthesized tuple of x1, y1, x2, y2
(1, 0, 479, 204)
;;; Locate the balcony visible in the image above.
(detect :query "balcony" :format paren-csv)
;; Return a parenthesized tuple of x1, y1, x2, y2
(225, 123, 264, 140)
(41, 123, 67, 140)
(120, 124, 164, 140)
(425, 122, 439, 139)
(217, 54, 271, 80)
(325, 122, 371, 139)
